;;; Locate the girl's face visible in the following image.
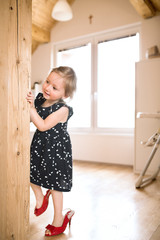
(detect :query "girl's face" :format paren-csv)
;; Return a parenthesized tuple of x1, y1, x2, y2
(42, 72, 66, 102)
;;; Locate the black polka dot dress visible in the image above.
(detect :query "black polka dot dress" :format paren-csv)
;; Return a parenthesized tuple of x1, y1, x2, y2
(30, 93, 73, 192)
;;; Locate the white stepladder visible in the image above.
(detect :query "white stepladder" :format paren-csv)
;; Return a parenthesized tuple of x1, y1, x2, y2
(135, 128, 160, 188)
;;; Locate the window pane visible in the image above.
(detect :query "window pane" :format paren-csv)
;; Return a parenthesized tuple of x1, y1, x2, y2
(57, 44, 91, 128)
(97, 34, 139, 128)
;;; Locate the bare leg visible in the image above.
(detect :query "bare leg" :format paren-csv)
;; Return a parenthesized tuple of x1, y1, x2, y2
(52, 190, 63, 226)
(30, 183, 44, 209)
(45, 190, 63, 235)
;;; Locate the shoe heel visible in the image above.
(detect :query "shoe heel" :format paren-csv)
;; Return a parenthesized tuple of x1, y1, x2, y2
(68, 210, 75, 228)
(69, 219, 72, 228)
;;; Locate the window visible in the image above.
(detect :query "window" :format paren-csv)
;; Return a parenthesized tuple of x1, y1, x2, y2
(55, 28, 139, 133)
(97, 34, 139, 129)
(57, 44, 91, 128)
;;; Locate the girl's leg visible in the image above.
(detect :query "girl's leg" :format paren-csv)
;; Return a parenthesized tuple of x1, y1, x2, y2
(30, 183, 44, 209)
(52, 190, 63, 226)
(45, 190, 63, 235)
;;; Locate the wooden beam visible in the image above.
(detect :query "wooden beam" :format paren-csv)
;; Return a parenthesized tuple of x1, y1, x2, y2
(0, 0, 31, 239)
(32, 39, 40, 53)
(130, 0, 156, 18)
(31, 0, 75, 54)
(32, 24, 50, 43)
(150, 0, 160, 11)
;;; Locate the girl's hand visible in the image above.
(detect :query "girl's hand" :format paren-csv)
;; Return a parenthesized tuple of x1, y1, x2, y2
(26, 91, 34, 108)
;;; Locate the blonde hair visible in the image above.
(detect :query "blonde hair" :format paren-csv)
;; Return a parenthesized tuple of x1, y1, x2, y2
(50, 66, 77, 98)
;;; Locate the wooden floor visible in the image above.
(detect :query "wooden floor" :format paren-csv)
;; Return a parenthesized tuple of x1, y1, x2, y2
(29, 161, 160, 240)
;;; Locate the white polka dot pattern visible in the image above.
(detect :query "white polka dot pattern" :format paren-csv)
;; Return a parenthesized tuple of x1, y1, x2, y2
(30, 93, 73, 192)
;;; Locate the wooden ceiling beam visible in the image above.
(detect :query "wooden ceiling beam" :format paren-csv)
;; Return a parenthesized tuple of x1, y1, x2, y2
(150, 0, 160, 11)
(32, 39, 39, 53)
(31, 0, 75, 53)
(130, 0, 156, 18)
(32, 24, 50, 43)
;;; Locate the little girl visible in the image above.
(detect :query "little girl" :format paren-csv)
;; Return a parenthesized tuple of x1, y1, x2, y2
(26, 66, 77, 236)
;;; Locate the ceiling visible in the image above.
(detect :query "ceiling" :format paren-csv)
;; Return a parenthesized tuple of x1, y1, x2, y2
(32, 0, 75, 53)
(32, 0, 160, 53)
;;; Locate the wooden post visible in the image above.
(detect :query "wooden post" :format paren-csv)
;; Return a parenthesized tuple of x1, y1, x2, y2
(0, 0, 31, 239)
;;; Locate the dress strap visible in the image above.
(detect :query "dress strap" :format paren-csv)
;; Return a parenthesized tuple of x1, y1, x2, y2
(34, 93, 45, 108)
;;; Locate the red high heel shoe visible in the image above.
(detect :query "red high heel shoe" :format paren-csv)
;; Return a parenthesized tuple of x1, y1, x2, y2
(34, 190, 51, 216)
(45, 210, 75, 236)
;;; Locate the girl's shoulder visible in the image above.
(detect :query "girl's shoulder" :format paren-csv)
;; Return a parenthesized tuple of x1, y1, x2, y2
(53, 101, 73, 120)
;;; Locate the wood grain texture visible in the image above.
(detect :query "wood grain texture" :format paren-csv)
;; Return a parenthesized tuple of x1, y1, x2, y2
(130, 0, 156, 18)
(0, 0, 31, 239)
(150, 0, 160, 11)
(31, 0, 75, 52)
(29, 161, 160, 240)
(32, 24, 50, 43)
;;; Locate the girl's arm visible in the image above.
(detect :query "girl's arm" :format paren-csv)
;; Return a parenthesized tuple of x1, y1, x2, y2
(26, 91, 69, 132)
(30, 106, 68, 132)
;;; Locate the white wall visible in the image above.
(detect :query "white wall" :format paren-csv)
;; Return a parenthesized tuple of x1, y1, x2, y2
(70, 133, 134, 165)
(50, 0, 140, 42)
(31, 0, 160, 166)
(140, 16, 160, 59)
(31, 43, 52, 88)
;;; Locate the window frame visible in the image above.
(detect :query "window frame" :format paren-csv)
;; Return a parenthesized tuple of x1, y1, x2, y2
(52, 23, 141, 134)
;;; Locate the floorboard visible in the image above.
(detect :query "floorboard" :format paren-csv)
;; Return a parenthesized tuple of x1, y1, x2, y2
(29, 161, 160, 240)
